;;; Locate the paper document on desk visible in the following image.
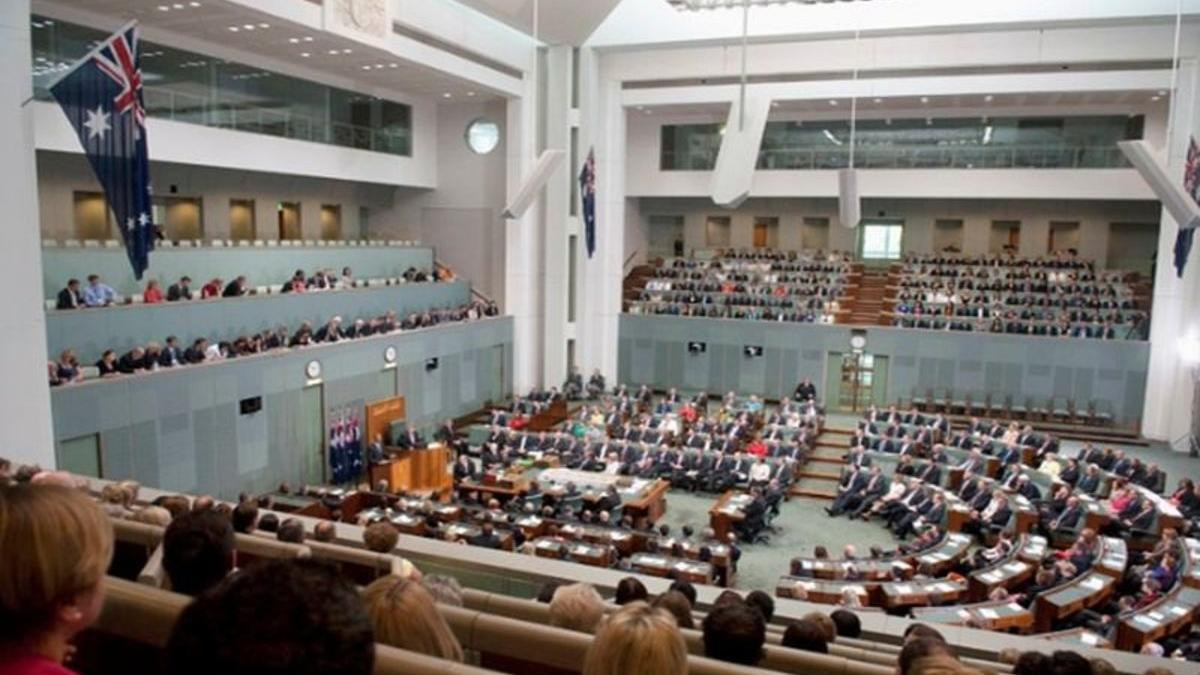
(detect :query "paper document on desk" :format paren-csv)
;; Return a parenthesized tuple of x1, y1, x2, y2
(979, 608, 999, 619)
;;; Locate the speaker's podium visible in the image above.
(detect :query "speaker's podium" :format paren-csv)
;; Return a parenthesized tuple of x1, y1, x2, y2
(370, 444, 452, 497)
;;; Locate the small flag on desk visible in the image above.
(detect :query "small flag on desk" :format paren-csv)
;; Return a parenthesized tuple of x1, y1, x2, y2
(1177, 137, 1200, 277)
(49, 21, 155, 280)
(579, 147, 597, 258)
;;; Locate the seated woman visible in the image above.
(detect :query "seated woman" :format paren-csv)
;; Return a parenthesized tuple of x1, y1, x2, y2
(0, 483, 114, 675)
(55, 349, 82, 384)
(143, 279, 164, 304)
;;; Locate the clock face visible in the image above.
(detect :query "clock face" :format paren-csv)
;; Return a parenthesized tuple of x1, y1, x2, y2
(306, 359, 322, 379)
(850, 335, 867, 350)
(384, 346, 397, 363)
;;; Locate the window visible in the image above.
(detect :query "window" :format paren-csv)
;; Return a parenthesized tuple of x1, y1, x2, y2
(465, 119, 501, 155)
(860, 222, 904, 260)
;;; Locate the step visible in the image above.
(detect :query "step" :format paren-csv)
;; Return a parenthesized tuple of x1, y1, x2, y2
(808, 456, 846, 466)
(790, 487, 837, 499)
(798, 470, 841, 482)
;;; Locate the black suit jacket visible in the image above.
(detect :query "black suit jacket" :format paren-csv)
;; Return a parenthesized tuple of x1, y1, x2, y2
(56, 288, 82, 309)
(167, 283, 192, 301)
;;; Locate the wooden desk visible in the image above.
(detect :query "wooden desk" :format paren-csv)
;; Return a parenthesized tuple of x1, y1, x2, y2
(912, 599, 1033, 633)
(912, 533, 973, 576)
(1115, 586, 1200, 651)
(1038, 627, 1111, 649)
(527, 400, 570, 431)
(1034, 570, 1115, 632)
(776, 576, 873, 606)
(369, 445, 452, 496)
(878, 579, 967, 609)
(969, 559, 1035, 602)
(709, 491, 749, 542)
(790, 557, 912, 581)
(631, 553, 713, 585)
(539, 468, 669, 527)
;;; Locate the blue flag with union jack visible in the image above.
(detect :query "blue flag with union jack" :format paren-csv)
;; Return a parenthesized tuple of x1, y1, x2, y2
(1177, 138, 1200, 277)
(50, 22, 155, 279)
(579, 147, 597, 258)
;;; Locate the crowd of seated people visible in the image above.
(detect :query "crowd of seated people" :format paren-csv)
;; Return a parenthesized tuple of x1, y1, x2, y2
(47, 299, 500, 386)
(887, 252, 1146, 339)
(3, 459, 1197, 671)
(53, 264, 450, 309)
(626, 249, 853, 323)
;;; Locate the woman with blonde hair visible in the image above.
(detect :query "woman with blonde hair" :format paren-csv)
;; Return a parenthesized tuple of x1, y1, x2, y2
(0, 484, 114, 674)
(362, 575, 463, 662)
(583, 602, 687, 675)
(548, 582, 606, 633)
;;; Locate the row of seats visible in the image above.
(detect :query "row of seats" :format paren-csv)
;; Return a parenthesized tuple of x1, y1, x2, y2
(43, 238, 422, 248)
(903, 389, 1116, 427)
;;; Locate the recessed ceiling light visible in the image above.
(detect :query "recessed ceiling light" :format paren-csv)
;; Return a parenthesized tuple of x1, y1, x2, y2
(466, 90, 475, 95)
(172, 2, 184, 8)
(361, 65, 371, 70)
(389, 63, 398, 68)
(300, 52, 310, 57)
(228, 26, 239, 32)
(443, 92, 452, 98)
(1151, 96, 1161, 101)
(984, 95, 994, 102)
(342, 48, 352, 54)
(189, 1, 201, 6)
(1158, 90, 1167, 96)
(243, 24, 256, 30)
(829, 99, 838, 106)
(288, 38, 299, 44)
(303, 36, 313, 42)
(920, 96, 929, 104)
(374, 64, 384, 69)
(158, 4, 170, 10)
(771, 101, 779, 108)
(328, 49, 339, 54)
(873, 97, 882, 104)
(259, 23, 269, 28)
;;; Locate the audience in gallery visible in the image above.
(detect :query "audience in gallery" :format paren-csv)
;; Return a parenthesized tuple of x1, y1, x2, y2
(162, 508, 235, 596)
(52, 264, 451, 310)
(888, 251, 1145, 339)
(3, 460, 1200, 670)
(46, 298, 499, 386)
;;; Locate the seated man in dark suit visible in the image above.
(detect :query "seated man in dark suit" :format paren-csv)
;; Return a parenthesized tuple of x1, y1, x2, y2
(222, 275, 248, 298)
(452, 454, 475, 481)
(167, 275, 193, 301)
(397, 426, 425, 450)
(183, 338, 208, 364)
(1040, 495, 1083, 538)
(117, 346, 150, 374)
(56, 278, 83, 309)
(734, 488, 768, 543)
(468, 522, 503, 549)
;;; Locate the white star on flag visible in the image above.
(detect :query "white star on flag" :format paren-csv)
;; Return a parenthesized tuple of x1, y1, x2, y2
(138, 212, 150, 227)
(83, 105, 111, 140)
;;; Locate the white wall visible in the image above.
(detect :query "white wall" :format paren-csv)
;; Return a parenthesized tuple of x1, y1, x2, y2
(634, 196, 1161, 269)
(36, 152, 397, 242)
(372, 100, 508, 300)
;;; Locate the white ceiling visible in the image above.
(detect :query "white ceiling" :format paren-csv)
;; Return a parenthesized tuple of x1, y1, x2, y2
(35, 0, 507, 101)
(455, 0, 625, 45)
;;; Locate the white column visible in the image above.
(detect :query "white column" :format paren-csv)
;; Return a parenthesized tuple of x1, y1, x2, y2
(1143, 60, 1200, 448)
(0, 0, 55, 466)
(505, 78, 542, 392)
(577, 49, 626, 383)
(540, 45, 572, 390)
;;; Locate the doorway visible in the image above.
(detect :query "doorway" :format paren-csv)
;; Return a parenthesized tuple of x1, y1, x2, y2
(826, 351, 889, 412)
(990, 220, 1021, 253)
(73, 191, 113, 240)
(705, 216, 732, 248)
(320, 204, 342, 240)
(299, 383, 325, 485)
(802, 217, 830, 250)
(230, 199, 256, 240)
(278, 202, 302, 240)
(1048, 221, 1080, 253)
(753, 217, 779, 249)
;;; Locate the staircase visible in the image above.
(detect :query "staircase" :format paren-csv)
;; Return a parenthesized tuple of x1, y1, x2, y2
(790, 427, 852, 499)
(623, 264, 656, 305)
(843, 269, 890, 326)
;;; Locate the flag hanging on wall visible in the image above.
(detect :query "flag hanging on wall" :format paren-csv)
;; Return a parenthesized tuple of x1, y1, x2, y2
(50, 21, 155, 279)
(1178, 137, 1200, 277)
(579, 147, 597, 258)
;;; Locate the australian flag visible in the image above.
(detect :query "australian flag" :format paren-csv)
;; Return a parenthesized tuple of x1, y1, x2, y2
(50, 22, 155, 279)
(1178, 137, 1200, 277)
(579, 147, 597, 258)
